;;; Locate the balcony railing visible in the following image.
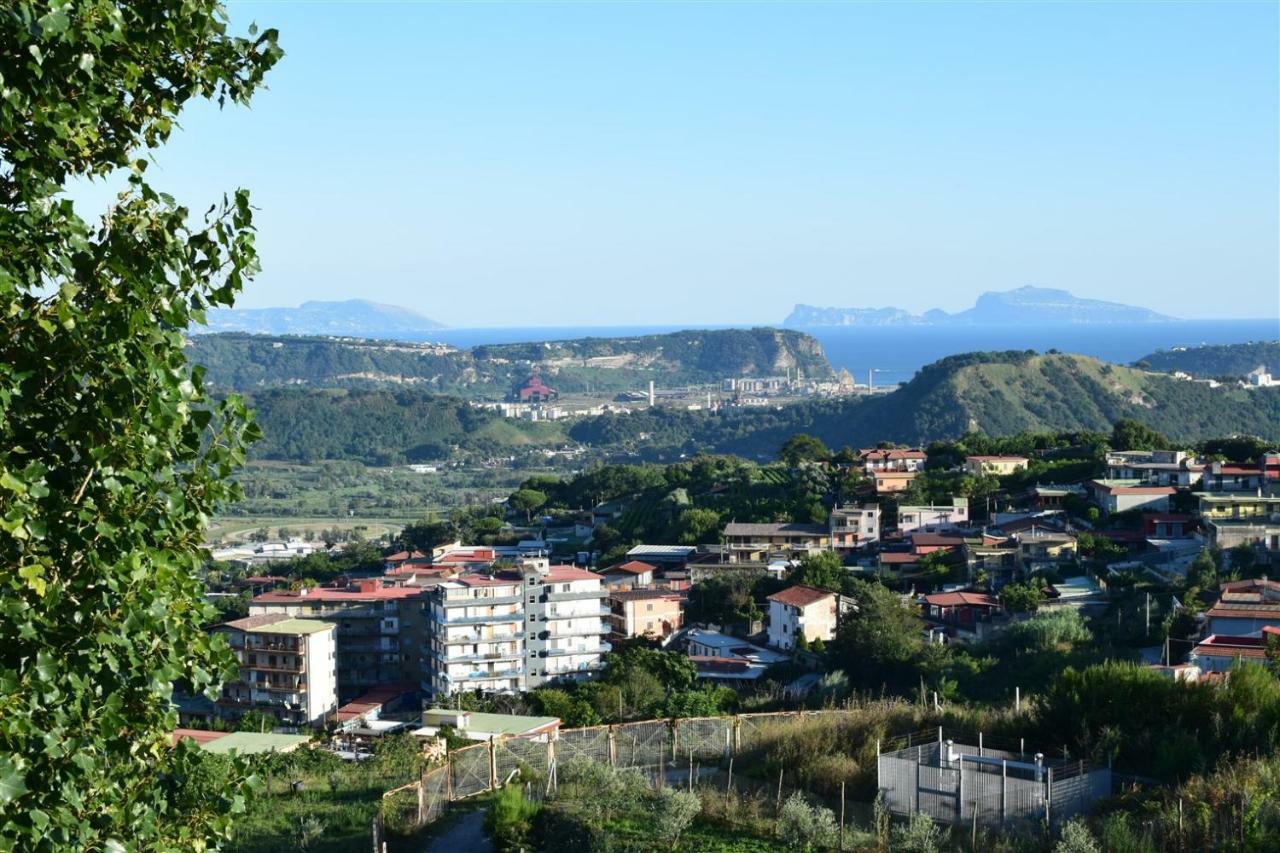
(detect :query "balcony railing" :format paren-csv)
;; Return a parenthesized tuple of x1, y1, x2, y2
(442, 668, 523, 683)
(543, 642, 609, 657)
(442, 612, 524, 626)
(542, 607, 610, 621)
(543, 589, 607, 602)
(439, 631, 521, 645)
(434, 649, 524, 664)
(441, 594, 523, 608)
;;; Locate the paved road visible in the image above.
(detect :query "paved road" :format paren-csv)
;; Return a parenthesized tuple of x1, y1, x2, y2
(421, 808, 490, 853)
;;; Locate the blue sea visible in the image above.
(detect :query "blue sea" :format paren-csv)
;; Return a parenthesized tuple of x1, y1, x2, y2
(420, 320, 1279, 386)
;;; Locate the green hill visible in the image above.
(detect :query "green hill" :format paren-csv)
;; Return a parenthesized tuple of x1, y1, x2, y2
(1135, 341, 1280, 379)
(187, 327, 833, 397)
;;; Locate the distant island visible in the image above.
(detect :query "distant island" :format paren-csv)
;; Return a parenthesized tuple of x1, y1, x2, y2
(200, 299, 446, 336)
(785, 285, 1175, 326)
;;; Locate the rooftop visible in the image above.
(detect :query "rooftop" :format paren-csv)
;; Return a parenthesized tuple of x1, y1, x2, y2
(220, 614, 335, 636)
(724, 522, 829, 537)
(602, 560, 656, 576)
(768, 584, 836, 608)
(924, 592, 1000, 608)
(420, 708, 560, 736)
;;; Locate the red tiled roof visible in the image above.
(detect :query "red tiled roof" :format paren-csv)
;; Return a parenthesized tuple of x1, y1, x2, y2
(384, 550, 426, 562)
(879, 552, 919, 564)
(1220, 579, 1280, 593)
(911, 533, 968, 546)
(253, 584, 429, 604)
(610, 589, 684, 603)
(859, 448, 926, 460)
(604, 560, 656, 575)
(924, 592, 1000, 608)
(1194, 635, 1268, 659)
(1207, 602, 1280, 619)
(435, 547, 498, 563)
(768, 584, 835, 609)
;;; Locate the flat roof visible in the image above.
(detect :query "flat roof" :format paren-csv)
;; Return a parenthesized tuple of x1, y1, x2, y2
(191, 731, 311, 755)
(422, 709, 560, 735)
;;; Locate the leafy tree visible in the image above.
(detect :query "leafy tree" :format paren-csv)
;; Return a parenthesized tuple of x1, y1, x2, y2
(1110, 419, 1170, 452)
(788, 550, 845, 593)
(778, 792, 839, 852)
(1187, 548, 1219, 594)
(652, 788, 700, 846)
(675, 506, 721, 545)
(400, 516, 457, 554)
(778, 433, 831, 467)
(831, 580, 924, 690)
(0, 2, 280, 848)
(509, 488, 548, 523)
(1000, 582, 1044, 614)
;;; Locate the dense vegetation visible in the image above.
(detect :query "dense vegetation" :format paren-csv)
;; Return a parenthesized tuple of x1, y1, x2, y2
(1136, 340, 1280, 379)
(189, 327, 834, 397)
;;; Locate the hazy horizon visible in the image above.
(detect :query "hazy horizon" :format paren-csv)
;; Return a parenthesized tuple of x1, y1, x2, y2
(76, 1, 1279, 326)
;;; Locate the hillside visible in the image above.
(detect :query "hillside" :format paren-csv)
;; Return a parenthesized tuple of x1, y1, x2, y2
(1136, 341, 1280, 379)
(188, 327, 833, 397)
(200, 299, 446, 335)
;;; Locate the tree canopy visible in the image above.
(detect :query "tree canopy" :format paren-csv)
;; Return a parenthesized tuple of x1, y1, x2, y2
(0, 2, 280, 847)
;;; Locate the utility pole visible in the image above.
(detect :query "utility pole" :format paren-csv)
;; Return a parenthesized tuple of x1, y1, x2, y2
(1146, 593, 1151, 637)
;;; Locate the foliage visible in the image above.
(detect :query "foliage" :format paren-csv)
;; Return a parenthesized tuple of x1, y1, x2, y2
(776, 792, 838, 851)
(485, 783, 541, 851)
(998, 610, 1092, 653)
(830, 580, 928, 692)
(1000, 582, 1044, 613)
(787, 550, 846, 592)
(1110, 418, 1170, 452)
(889, 812, 946, 853)
(1136, 341, 1280, 380)
(509, 488, 548, 522)
(652, 787, 701, 846)
(0, 1, 281, 847)
(1055, 818, 1101, 853)
(778, 434, 831, 467)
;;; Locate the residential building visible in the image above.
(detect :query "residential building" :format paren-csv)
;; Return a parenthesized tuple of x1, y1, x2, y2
(1196, 493, 1280, 557)
(767, 584, 839, 650)
(250, 580, 429, 703)
(1144, 513, 1196, 539)
(920, 592, 1002, 635)
(723, 522, 831, 563)
(1028, 484, 1086, 510)
(1190, 632, 1275, 673)
(858, 448, 926, 473)
(829, 504, 880, 550)
(872, 470, 917, 493)
(1016, 528, 1078, 573)
(213, 614, 338, 728)
(625, 544, 697, 565)
(607, 588, 684, 639)
(425, 574, 527, 697)
(685, 628, 789, 682)
(413, 708, 560, 742)
(1206, 579, 1280, 635)
(897, 497, 969, 534)
(522, 561, 610, 689)
(598, 560, 656, 590)
(965, 455, 1028, 477)
(1105, 450, 1202, 488)
(1087, 480, 1175, 515)
(1201, 461, 1269, 493)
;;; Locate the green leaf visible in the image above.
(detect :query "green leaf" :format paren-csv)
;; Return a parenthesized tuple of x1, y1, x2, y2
(0, 757, 28, 806)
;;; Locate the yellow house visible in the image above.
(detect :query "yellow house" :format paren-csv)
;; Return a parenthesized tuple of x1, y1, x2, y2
(965, 455, 1029, 477)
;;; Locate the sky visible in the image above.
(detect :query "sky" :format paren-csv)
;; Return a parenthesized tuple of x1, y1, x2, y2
(76, 1, 1279, 326)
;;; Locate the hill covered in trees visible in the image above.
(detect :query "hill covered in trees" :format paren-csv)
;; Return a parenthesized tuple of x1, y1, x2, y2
(188, 327, 834, 398)
(240, 351, 1279, 465)
(1135, 340, 1280, 379)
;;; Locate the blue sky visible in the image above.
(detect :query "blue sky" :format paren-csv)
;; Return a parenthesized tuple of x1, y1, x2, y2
(80, 1, 1279, 326)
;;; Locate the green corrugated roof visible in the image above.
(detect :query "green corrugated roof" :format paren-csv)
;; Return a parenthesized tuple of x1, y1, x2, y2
(423, 708, 559, 735)
(256, 618, 334, 636)
(199, 731, 312, 755)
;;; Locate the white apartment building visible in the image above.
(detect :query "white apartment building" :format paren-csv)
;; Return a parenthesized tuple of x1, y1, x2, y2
(425, 559, 610, 699)
(897, 497, 969, 534)
(767, 585, 840, 651)
(214, 614, 338, 727)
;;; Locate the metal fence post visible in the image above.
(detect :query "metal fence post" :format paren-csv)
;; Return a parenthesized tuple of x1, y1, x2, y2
(609, 725, 618, 767)
(957, 756, 964, 823)
(1000, 759, 1007, 829)
(1046, 766, 1053, 826)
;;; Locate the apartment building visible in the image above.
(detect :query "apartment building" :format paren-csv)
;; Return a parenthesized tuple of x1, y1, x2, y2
(213, 614, 338, 727)
(829, 504, 881, 551)
(607, 588, 684, 639)
(858, 448, 926, 473)
(250, 579, 428, 703)
(1105, 450, 1201, 488)
(424, 559, 610, 699)
(723, 522, 831, 563)
(767, 584, 839, 651)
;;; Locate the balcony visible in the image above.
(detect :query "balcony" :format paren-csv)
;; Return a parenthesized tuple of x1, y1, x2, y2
(435, 649, 524, 664)
(442, 612, 524, 626)
(542, 607, 611, 621)
(543, 589, 607, 602)
(240, 662, 305, 675)
(543, 642, 609, 657)
(442, 594, 523, 607)
(438, 631, 521, 646)
(548, 625, 607, 638)
(442, 668, 523, 683)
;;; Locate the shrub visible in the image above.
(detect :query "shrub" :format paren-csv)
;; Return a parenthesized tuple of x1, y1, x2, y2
(485, 784, 541, 851)
(890, 812, 945, 853)
(1055, 818, 1100, 853)
(652, 788, 701, 846)
(777, 792, 838, 852)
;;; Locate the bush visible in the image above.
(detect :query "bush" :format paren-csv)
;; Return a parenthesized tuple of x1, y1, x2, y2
(485, 783, 541, 851)
(652, 788, 701, 846)
(777, 792, 838, 852)
(890, 812, 945, 853)
(1055, 818, 1101, 853)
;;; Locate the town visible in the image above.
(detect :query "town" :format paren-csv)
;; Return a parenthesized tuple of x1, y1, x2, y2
(181, 423, 1280, 849)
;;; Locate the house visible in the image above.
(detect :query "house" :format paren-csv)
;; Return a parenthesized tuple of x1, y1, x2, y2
(1016, 528, 1078, 573)
(1201, 461, 1268, 493)
(1041, 575, 1108, 611)
(829, 504, 881, 550)
(685, 628, 789, 682)
(965, 456, 1028, 477)
(625, 544, 697, 565)
(962, 541, 1020, 589)
(858, 448, 926, 473)
(212, 614, 338, 728)
(910, 532, 971, 556)
(767, 584, 839, 650)
(1087, 480, 1174, 515)
(1144, 513, 1195, 539)
(412, 708, 560, 743)
(607, 588, 684, 639)
(920, 591, 1002, 634)
(1206, 579, 1280, 635)
(334, 683, 418, 732)
(723, 522, 830, 563)
(872, 470, 917, 494)
(897, 497, 969, 534)
(1105, 450, 1202, 488)
(173, 730, 312, 755)
(1196, 493, 1280, 560)
(598, 560, 656, 590)
(383, 550, 427, 571)
(1189, 633, 1275, 673)
(1029, 484, 1086, 510)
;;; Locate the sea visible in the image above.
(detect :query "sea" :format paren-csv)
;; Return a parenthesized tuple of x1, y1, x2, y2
(418, 319, 1279, 387)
